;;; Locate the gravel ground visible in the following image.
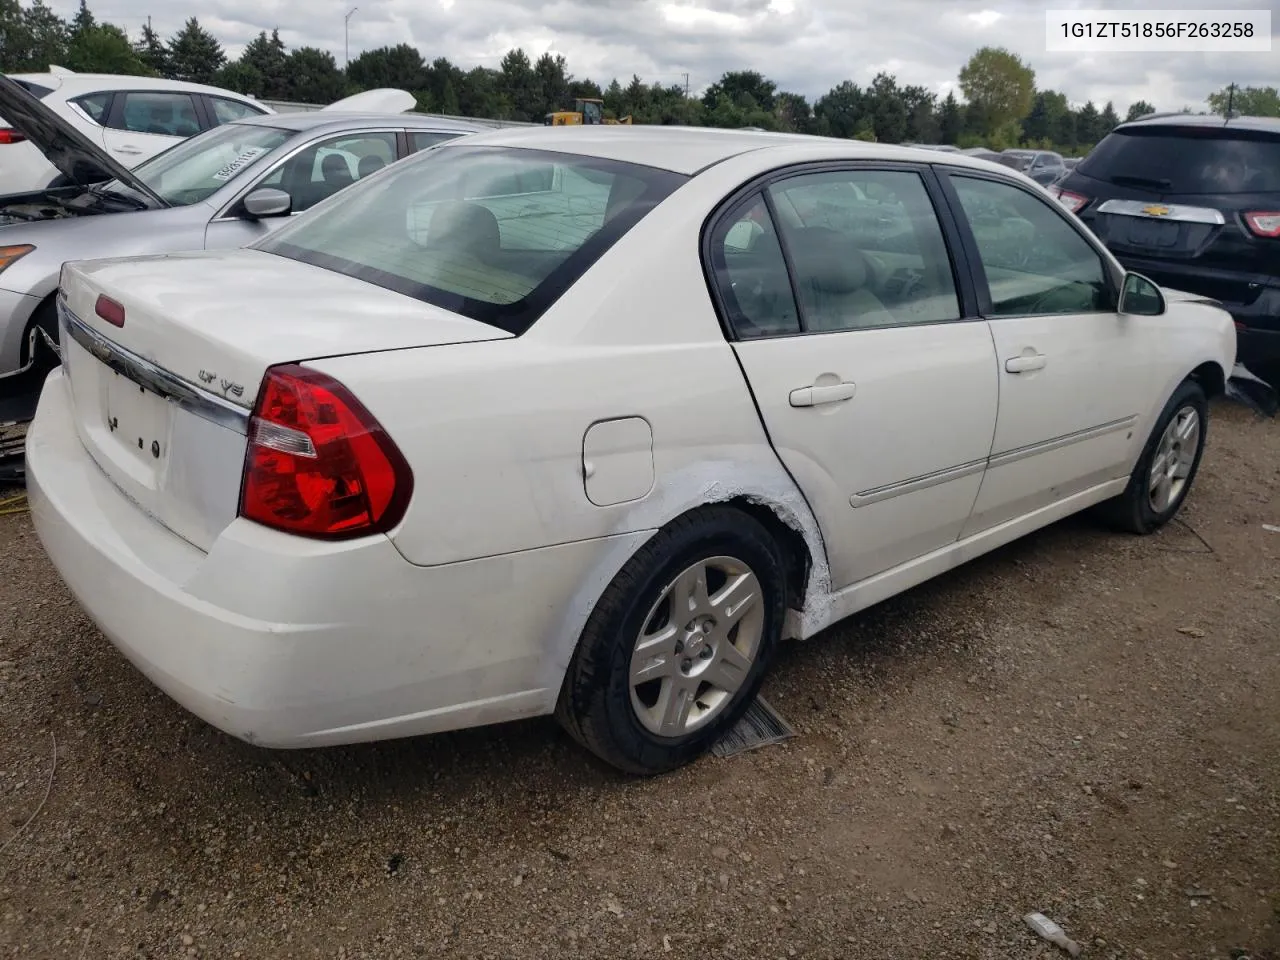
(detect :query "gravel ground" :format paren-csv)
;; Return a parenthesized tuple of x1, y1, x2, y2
(0, 399, 1277, 960)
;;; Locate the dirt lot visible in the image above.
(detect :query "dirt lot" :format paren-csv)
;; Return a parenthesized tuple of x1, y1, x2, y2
(0, 399, 1276, 960)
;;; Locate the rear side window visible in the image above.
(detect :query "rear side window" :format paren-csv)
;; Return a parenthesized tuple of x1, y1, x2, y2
(257, 145, 686, 335)
(209, 96, 264, 125)
(116, 91, 201, 137)
(70, 92, 112, 124)
(1079, 128, 1280, 194)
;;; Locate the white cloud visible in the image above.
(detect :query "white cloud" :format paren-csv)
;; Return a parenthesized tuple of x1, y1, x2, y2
(51, 0, 1280, 112)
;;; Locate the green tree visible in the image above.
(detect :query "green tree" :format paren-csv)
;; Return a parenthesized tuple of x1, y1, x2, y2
(938, 90, 963, 144)
(133, 20, 168, 76)
(238, 29, 290, 98)
(813, 81, 866, 139)
(17, 0, 69, 71)
(1053, 106, 1077, 150)
(1099, 100, 1119, 135)
(499, 47, 542, 121)
(775, 91, 812, 133)
(1076, 100, 1101, 145)
(281, 46, 345, 103)
(702, 70, 776, 113)
(958, 46, 1035, 135)
(901, 84, 938, 143)
(1207, 84, 1280, 117)
(1125, 99, 1155, 121)
(866, 72, 907, 143)
(534, 52, 570, 115)
(0, 0, 35, 69)
(66, 21, 147, 74)
(68, 0, 91, 36)
(167, 17, 225, 84)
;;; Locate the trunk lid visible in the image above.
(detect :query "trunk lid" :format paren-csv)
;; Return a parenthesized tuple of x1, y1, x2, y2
(0, 74, 165, 201)
(58, 248, 512, 551)
(320, 88, 416, 114)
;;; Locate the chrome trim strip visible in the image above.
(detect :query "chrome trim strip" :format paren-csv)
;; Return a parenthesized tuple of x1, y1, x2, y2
(851, 458, 987, 507)
(57, 298, 251, 435)
(987, 416, 1136, 469)
(849, 415, 1138, 507)
(1096, 199, 1225, 225)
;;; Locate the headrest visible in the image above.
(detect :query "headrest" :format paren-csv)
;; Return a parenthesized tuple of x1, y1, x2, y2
(321, 154, 351, 178)
(358, 155, 386, 178)
(426, 201, 502, 260)
(785, 227, 869, 295)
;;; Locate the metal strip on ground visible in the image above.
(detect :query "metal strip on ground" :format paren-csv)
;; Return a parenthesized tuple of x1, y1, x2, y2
(711, 696, 795, 758)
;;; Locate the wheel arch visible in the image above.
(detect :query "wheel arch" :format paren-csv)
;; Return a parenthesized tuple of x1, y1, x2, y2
(1187, 359, 1226, 399)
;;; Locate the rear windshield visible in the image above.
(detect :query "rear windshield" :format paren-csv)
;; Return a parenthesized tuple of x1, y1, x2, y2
(257, 145, 687, 335)
(1078, 127, 1280, 194)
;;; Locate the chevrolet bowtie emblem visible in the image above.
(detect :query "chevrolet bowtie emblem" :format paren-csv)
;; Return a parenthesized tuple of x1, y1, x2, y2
(1142, 204, 1171, 217)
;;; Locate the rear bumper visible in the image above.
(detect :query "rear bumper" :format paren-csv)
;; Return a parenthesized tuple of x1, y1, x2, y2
(27, 369, 635, 748)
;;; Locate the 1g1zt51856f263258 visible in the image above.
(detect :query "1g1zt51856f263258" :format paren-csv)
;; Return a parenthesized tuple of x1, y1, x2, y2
(26, 127, 1235, 775)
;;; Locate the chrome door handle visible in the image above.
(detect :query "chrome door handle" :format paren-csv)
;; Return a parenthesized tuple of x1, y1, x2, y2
(1005, 354, 1047, 373)
(789, 381, 857, 407)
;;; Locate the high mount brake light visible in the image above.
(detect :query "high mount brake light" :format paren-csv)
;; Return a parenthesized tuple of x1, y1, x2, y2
(1243, 211, 1280, 238)
(238, 364, 413, 540)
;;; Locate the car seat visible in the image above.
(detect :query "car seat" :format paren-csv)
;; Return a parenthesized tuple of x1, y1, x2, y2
(357, 155, 386, 178)
(784, 227, 896, 330)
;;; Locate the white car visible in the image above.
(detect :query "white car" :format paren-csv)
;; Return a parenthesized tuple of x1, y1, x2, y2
(26, 127, 1235, 774)
(1, 68, 271, 193)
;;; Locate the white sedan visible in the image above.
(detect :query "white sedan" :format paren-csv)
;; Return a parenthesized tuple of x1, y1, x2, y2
(26, 127, 1235, 774)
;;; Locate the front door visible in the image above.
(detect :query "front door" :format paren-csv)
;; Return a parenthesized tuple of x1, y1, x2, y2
(709, 167, 999, 591)
(941, 171, 1164, 536)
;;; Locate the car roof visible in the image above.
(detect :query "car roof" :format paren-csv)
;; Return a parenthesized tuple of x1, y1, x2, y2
(8, 71, 263, 102)
(1116, 113, 1280, 135)
(433, 125, 1029, 176)
(235, 111, 485, 134)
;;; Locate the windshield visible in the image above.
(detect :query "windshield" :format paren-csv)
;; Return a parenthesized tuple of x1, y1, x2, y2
(1077, 127, 1280, 194)
(257, 145, 687, 335)
(112, 122, 295, 206)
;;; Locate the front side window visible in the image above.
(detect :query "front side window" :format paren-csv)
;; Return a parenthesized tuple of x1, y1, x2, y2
(120, 122, 294, 206)
(257, 145, 686, 334)
(951, 175, 1112, 317)
(768, 169, 962, 332)
(256, 132, 398, 213)
(117, 91, 200, 137)
(209, 96, 265, 125)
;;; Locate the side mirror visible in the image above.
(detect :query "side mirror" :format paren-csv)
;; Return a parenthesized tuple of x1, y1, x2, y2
(242, 187, 292, 220)
(1119, 272, 1166, 316)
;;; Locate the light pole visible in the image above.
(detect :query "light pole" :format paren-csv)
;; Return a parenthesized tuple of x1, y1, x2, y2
(344, 7, 358, 67)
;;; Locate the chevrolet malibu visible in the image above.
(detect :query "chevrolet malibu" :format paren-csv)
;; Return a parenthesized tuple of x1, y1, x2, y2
(27, 127, 1235, 774)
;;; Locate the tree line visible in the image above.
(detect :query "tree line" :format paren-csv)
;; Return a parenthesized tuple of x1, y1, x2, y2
(2, 0, 1275, 156)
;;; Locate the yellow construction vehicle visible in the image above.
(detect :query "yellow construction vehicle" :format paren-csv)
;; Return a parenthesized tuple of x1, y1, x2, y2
(544, 98, 632, 126)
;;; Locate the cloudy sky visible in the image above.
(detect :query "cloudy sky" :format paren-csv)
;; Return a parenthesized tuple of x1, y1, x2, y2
(51, 0, 1280, 112)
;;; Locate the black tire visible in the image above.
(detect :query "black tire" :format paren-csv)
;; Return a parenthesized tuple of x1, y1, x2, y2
(1097, 378, 1208, 534)
(556, 506, 788, 775)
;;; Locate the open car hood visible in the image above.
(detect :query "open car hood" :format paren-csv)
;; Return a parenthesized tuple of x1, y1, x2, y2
(0, 74, 164, 202)
(320, 88, 416, 114)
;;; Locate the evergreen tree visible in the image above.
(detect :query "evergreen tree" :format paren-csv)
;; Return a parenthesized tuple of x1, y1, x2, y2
(133, 21, 168, 76)
(166, 17, 225, 84)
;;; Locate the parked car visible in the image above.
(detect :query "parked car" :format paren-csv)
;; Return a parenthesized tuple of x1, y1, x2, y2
(1050, 113, 1280, 376)
(0, 76, 483, 381)
(1, 68, 274, 193)
(1000, 149, 1068, 185)
(27, 127, 1234, 775)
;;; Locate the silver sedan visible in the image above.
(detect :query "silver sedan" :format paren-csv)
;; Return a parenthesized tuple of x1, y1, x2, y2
(0, 78, 482, 379)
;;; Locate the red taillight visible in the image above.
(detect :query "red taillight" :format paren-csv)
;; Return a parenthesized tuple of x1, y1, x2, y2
(1048, 185, 1089, 214)
(95, 295, 125, 327)
(1243, 211, 1280, 238)
(0, 128, 26, 145)
(238, 364, 413, 540)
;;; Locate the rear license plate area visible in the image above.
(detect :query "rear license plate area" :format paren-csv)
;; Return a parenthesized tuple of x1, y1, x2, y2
(106, 370, 171, 467)
(1125, 217, 1179, 248)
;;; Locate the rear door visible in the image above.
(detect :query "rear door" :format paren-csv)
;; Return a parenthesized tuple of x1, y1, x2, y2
(101, 90, 201, 165)
(938, 169, 1163, 536)
(709, 164, 999, 591)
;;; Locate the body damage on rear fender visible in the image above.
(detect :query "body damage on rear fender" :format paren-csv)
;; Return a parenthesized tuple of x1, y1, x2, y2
(538, 458, 835, 694)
